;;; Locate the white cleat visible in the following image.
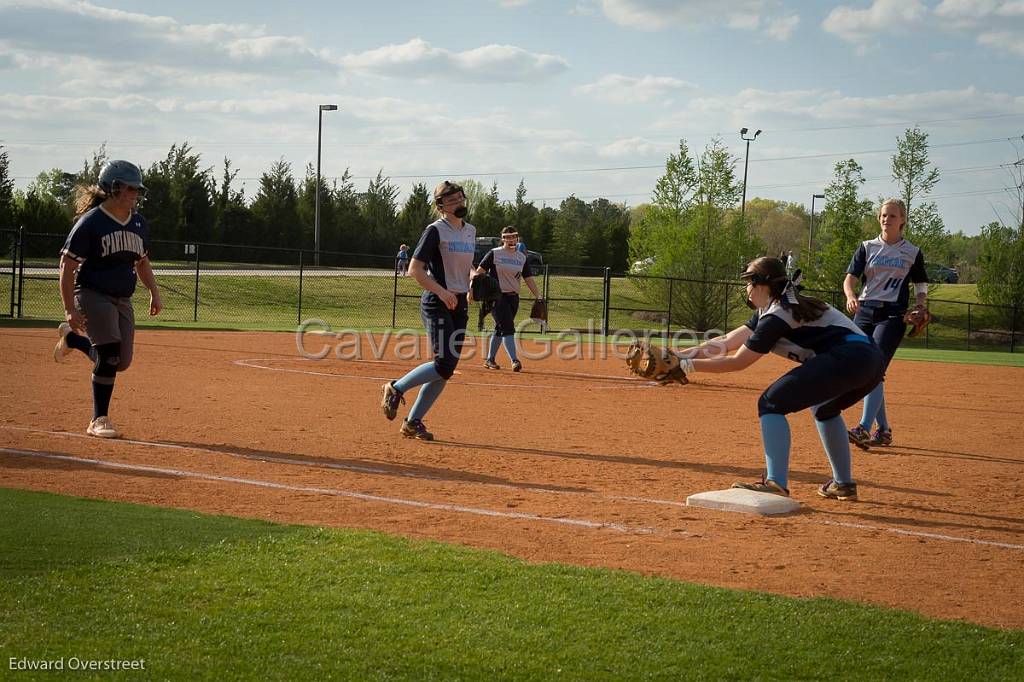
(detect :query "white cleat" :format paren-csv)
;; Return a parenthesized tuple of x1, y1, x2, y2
(54, 322, 74, 363)
(86, 416, 120, 439)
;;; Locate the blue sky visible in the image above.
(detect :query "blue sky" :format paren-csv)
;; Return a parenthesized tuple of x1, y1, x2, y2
(2, 0, 1023, 234)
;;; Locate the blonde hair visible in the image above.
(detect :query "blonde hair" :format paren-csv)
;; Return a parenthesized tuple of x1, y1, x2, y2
(73, 185, 107, 221)
(879, 198, 907, 230)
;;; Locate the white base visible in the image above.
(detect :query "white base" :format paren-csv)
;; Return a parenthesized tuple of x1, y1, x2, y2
(686, 488, 800, 515)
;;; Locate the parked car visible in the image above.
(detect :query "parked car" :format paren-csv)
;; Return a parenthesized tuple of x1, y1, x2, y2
(925, 262, 959, 284)
(473, 236, 543, 271)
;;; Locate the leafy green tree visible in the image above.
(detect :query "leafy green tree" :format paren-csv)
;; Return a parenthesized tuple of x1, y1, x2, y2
(397, 182, 434, 245)
(809, 159, 874, 290)
(891, 126, 947, 255)
(505, 179, 539, 248)
(332, 170, 367, 253)
(360, 170, 399, 253)
(549, 195, 589, 265)
(743, 198, 807, 261)
(144, 143, 215, 244)
(250, 159, 300, 248)
(472, 182, 505, 236)
(532, 205, 556, 255)
(585, 198, 631, 271)
(13, 189, 70, 255)
(629, 138, 758, 330)
(0, 147, 16, 230)
(976, 221, 1024, 326)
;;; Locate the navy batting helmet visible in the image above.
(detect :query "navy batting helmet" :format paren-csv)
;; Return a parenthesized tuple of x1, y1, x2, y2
(98, 160, 146, 194)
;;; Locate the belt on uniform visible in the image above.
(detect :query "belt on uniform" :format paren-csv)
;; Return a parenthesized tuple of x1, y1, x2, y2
(844, 334, 870, 344)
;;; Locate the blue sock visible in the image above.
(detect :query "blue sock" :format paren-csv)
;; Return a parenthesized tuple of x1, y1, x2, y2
(393, 362, 443, 394)
(67, 332, 92, 355)
(875, 393, 889, 431)
(408, 380, 445, 422)
(760, 414, 791, 489)
(92, 380, 114, 419)
(860, 382, 885, 430)
(816, 415, 854, 485)
(487, 335, 502, 362)
(501, 335, 519, 363)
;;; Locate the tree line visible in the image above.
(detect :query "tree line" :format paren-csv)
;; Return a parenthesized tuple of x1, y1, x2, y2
(0, 143, 630, 271)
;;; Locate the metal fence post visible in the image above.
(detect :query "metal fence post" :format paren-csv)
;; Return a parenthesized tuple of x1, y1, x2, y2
(966, 302, 971, 351)
(666, 278, 674, 337)
(297, 249, 304, 326)
(391, 261, 399, 328)
(193, 242, 200, 323)
(16, 226, 25, 319)
(602, 268, 611, 337)
(9, 227, 20, 317)
(1012, 303, 1019, 354)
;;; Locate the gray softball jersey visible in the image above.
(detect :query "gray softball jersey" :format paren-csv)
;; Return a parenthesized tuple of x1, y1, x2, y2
(412, 218, 477, 293)
(847, 236, 928, 308)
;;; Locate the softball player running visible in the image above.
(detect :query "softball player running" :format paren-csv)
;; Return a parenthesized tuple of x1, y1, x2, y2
(843, 198, 928, 449)
(681, 257, 883, 500)
(380, 181, 476, 440)
(474, 226, 541, 372)
(53, 160, 162, 438)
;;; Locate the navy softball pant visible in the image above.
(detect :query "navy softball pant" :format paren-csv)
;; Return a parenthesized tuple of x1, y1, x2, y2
(491, 292, 520, 337)
(853, 302, 907, 371)
(421, 291, 468, 380)
(758, 338, 884, 422)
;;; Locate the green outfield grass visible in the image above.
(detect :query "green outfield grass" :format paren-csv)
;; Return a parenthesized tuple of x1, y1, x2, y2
(1, 487, 1021, 680)
(5, 271, 1021, 358)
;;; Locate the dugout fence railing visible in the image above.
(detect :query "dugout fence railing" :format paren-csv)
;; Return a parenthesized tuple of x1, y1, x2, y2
(4, 229, 1021, 352)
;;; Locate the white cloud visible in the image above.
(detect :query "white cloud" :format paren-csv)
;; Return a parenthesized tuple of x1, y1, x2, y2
(341, 38, 568, 82)
(600, 0, 800, 40)
(497, 0, 533, 6)
(598, 137, 660, 158)
(0, 0, 337, 77)
(827, 0, 1024, 57)
(822, 0, 929, 49)
(652, 86, 1024, 134)
(576, 73, 694, 103)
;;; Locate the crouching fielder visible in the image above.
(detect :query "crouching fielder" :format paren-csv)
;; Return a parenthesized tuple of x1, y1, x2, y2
(54, 160, 162, 439)
(640, 257, 884, 500)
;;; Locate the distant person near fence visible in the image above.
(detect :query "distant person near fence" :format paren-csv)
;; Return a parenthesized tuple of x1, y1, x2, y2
(396, 244, 409, 275)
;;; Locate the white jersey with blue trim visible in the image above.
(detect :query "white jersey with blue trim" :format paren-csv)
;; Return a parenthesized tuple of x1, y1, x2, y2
(411, 218, 476, 293)
(847, 236, 928, 308)
(744, 300, 868, 364)
(479, 247, 533, 293)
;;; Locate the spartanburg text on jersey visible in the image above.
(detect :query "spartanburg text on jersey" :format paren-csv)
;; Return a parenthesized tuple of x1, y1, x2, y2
(744, 301, 869, 364)
(61, 206, 151, 298)
(847, 237, 928, 309)
(411, 218, 477, 293)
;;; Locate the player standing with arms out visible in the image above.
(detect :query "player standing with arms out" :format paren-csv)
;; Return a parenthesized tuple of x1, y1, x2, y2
(53, 160, 162, 438)
(474, 226, 541, 371)
(379, 181, 476, 441)
(844, 198, 928, 448)
(662, 257, 883, 500)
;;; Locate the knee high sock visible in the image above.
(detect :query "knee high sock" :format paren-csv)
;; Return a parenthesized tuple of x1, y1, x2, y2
(393, 362, 443, 394)
(760, 414, 791, 489)
(92, 381, 114, 420)
(487, 335, 502, 362)
(874, 393, 889, 431)
(501, 335, 519, 363)
(67, 332, 92, 355)
(859, 382, 885, 430)
(408, 380, 445, 422)
(816, 415, 854, 485)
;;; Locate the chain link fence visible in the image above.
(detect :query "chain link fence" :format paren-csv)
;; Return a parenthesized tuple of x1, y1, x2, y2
(3, 229, 1019, 351)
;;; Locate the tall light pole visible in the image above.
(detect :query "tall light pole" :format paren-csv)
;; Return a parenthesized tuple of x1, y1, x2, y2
(739, 127, 761, 221)
(807, 193, 825, 265)
(315, 104, 338, 266)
